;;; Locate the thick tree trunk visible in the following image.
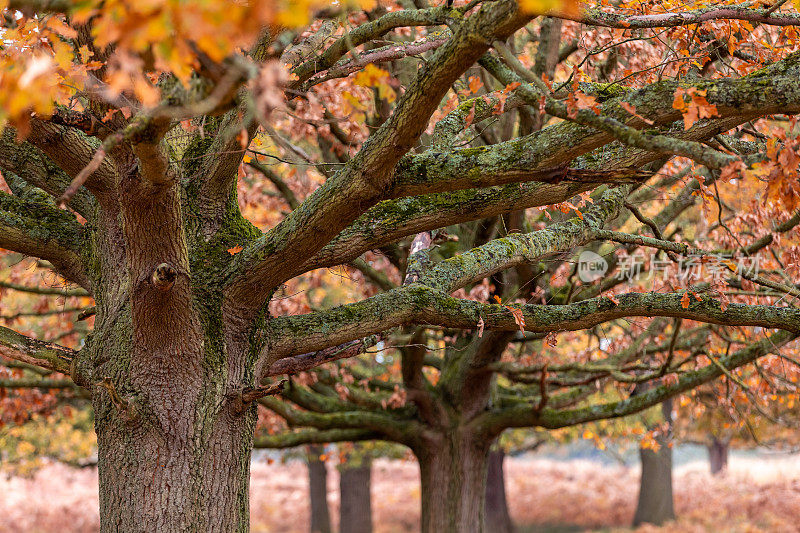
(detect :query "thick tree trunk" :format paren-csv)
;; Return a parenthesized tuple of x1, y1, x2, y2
(81, 160, 263, 532)
(633, 401, 675, 527)
(708, 437, 729, 475)
(91, 311, 257, 532)
(339, 460, 373, 533)
(308, 446, 332, 533)
(484, 449, 514, 533)
(416, 430, 491, 533)
(96, 409, 254, 532)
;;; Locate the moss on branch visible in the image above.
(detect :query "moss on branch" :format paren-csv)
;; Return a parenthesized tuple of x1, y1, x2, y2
(0, 325, 77, 376)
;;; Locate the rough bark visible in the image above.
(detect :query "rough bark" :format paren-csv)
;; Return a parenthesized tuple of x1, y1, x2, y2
(708, 437, 729, 475)
(339, 460, 373, 533)
(416, 430, 492, 533)
(484, 449, 514, 533)
(633, 401, 675, 527)
(308, 446, 333, 533)
(3, 6, 800, 533)
(91, 287, 257, 532)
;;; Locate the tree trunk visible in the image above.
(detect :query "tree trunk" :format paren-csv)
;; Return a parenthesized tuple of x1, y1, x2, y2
(633, 401, 675, 527)
(308, 446, 332, 533)
(90, 242, 257, 531)
(416, 430, 491, 533)
(708, 437, 729, 475)
(484, 449, 514, 533)
(96, 405, 254, 532)
(339, 459, 373, 533)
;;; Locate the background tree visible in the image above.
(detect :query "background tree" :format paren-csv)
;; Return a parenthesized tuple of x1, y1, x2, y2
(2, 1, 800, 532)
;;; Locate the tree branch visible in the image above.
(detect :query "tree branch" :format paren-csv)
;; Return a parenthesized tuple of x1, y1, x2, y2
(259, 396, 420, 444)
(253, 428, 381, 449)
(264, 284, 800, 363)
(0, 130, 95, 217)
(0, 325, 76, 376)
(225, 0, 532, 310)
(0, 191, 89, 288)
(477, 329, 797, 435)
(0, 280, 89, 297)
(566, 7, 800, 29)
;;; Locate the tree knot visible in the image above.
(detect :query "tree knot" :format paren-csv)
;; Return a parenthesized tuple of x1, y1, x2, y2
(151, 262, 178, 291)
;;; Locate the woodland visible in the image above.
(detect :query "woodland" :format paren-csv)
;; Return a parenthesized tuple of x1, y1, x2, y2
(1, 0, 800, 532)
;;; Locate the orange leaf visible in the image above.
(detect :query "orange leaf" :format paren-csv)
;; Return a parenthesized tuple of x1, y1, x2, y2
(464, 104, 476, 128)
(681, 291, 691, 309)
(227, 245, 243, 255)
(467, 75, 482, 94)
(504, 305, 526, 332)
(620, 101, 654, 125)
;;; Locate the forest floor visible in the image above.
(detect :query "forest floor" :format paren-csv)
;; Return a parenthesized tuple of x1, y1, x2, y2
(0, 454, 798, 532)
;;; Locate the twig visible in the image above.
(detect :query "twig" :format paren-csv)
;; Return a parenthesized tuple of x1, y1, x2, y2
(265, 335, 382, 376)
(229, 379, 287, 414)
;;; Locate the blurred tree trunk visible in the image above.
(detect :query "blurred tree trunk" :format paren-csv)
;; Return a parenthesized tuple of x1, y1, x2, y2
(339, 458, 373, 533)
(484, 449, 514, 533)
(633, 399, 675, 526)
(708, 436, 729, 475)
(308, 446, 332, 533)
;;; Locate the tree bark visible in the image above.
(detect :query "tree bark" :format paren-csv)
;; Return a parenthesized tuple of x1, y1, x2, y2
(708, 436, 729, 475)
(308, 446, 332, 533)
(416, 430, 491, 533)
(484, 449, 514, 533)
(633, 400, 675, 527)
(96, 405, 254, 532)
(90, 183, 258, 532)
(339, 459, 373, 533)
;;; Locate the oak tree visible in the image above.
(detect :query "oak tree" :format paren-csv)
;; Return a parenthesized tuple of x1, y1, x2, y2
(2, 1, 800, 532)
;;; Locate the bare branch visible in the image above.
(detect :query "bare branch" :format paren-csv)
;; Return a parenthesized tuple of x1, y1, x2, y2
(486, 330, 798, 433)
(0, 325, 76, 375)
(0, 280, 89, 297)
(225, 0, 532, 310)
(566, 7, 800, 29)
(253, 428, 381, 449)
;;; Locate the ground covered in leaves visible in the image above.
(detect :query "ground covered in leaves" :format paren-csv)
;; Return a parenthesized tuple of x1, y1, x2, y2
(1, 455, 797, 532)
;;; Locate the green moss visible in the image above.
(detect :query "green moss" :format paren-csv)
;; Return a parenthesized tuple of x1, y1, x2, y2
(0, 192, 85, 250)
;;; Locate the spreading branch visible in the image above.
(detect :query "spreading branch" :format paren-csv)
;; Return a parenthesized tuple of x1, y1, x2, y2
(0, 325, 76, 376)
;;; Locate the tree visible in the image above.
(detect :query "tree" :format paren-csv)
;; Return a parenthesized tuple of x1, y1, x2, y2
(484, 448, 514, 533)
(3, 1, 800, 532)
(338, 445, 374, 533)
(632, 400, 675, 526)
(307, 446, 333, 533)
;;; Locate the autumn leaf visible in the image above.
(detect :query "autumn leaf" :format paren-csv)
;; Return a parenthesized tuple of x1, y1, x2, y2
(505, 305, 526, 332)
(519, 0, 581, 16)
(681, 291, 691, 309)
(672, 87, 719, 130)
(619, 101, 654, 125)
(227, 245, 243, 255)
(545, 331, 558, 347)
(353, 64, 396, 103)
(464, 103, 476, 128)
(467, 75, 482, 94)
(476, 316, 485, 338)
